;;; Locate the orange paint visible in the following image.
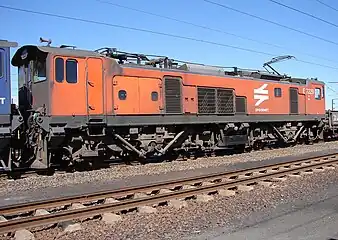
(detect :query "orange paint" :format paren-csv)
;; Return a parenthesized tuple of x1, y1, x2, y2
(48, 55, 325, 117)
(51, 56, 87, 116)
(86, 57, 104, 115)
(182, 85, 197, 114)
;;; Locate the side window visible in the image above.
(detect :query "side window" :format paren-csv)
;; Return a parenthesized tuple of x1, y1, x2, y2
(118, 90, 127, 100)
(315, 88, 321, 100)
(66, 59, 78, 83)
(0, 51, 3, 78)
(34, 61, 47, 82)
(274, 88, 282, 97)
(151, 91, 158, 101)
(55, 58, 64, 83)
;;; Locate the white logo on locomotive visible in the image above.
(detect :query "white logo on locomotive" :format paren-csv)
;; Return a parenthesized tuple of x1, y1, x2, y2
(254, 84, 269, 106)
(0, 98, 5, 105)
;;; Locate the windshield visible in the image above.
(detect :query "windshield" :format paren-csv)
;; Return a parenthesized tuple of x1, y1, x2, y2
(33, 60, 46, 82)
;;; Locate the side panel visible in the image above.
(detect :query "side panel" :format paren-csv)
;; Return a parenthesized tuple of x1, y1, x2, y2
(182, 85, 197, 114)
(0, 47, 10, 115)
(139, 77, 162, 114)
(86, 58, 104, 115)
(183, 75, 291, 115)
(305, 82, 325, 115)
(51, 56, 87, 115)
(297, 87, 306, 115)
(122, 67, 323, 116)
(113, 76, 140, 114)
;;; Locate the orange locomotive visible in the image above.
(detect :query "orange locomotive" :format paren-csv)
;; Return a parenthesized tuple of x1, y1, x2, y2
(10, 44, 327, 168)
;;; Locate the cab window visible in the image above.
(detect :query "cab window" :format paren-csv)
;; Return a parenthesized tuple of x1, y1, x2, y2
(54, 58, 78, 83)
(66, 59, 78, 84)
(55, 58, 64, 83)
(33, 60, 47, 82)
(315, 88, 321, 100)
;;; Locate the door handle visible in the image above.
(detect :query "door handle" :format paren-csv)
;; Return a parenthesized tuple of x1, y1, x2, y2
(89, 106, 95, 111)
(88, 81, 94, 87)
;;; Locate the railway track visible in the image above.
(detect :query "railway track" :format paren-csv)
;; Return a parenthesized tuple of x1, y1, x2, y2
(0, 153, 337, 235)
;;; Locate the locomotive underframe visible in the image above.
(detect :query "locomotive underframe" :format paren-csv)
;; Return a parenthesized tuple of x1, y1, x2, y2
(0, 114, 24, 171)
(21, 114, 327, 169)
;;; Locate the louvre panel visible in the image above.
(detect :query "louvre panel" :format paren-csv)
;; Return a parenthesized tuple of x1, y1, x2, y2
(217, 89, 234, 114)
(198, 88, 216, 114)
(289, 88, 298, 114)
(235, 97, 246, 113)
(165, 78, 182, 113)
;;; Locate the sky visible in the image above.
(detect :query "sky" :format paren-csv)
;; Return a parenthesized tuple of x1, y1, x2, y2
(2, 0, 338, 109)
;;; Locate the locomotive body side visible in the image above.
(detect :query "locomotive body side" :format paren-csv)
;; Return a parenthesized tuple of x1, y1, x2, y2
(10, 45, 328, 169)
(119, 66, 325, 118)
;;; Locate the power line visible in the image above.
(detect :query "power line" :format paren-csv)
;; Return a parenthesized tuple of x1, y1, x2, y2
(0, 5, 275, 57)
(315, 0, 338, 12)
(268, 0, 338, 29)
(2, 4, 338, 71)
(203, 0, 338, 47)
(96, 0, 337, 64)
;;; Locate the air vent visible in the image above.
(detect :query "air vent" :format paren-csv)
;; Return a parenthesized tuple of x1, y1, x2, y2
(165, 78, 182, 113)
(198, 88, 216, 114)
(217, 89, 234, 114)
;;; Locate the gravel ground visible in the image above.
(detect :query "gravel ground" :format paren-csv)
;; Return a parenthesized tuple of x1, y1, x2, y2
(14, 158, 337, 240)
(1, 141, 338, 194)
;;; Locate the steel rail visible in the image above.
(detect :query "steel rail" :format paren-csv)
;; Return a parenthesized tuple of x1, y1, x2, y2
(0, 153, 333, 215)
(0, 153, 337, 234)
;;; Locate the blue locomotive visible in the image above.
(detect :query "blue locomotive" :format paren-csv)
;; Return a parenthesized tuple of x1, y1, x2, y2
(0, 40, 19, 171)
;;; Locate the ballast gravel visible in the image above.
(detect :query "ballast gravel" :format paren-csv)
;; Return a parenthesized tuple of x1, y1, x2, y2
(1, 141, 338, 194)
(21, 158, 338, 240)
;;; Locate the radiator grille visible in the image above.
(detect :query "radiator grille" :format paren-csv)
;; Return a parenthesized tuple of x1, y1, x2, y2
(198, 88, 216, 114)
(217, 89, 234, 114)
(165, 78, 182, 113)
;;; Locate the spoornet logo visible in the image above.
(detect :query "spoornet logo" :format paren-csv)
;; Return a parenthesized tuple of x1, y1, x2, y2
(254, 84, 269, 106)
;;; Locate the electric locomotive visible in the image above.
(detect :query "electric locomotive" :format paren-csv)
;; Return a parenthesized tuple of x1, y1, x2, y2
(9, 41, 336, 170)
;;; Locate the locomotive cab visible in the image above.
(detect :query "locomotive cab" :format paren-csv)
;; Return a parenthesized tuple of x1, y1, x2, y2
(11, 45, 48, 119)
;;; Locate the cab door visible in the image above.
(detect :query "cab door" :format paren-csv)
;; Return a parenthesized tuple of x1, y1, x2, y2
(86, 58, 103, 115)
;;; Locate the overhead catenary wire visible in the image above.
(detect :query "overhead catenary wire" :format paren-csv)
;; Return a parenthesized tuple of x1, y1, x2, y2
(2, 4, 338, 72)
(268, 0, 338, 29)
(202, 0, 338, 47)
(314, 0, 338, 13)
(95, 0, 338, 64)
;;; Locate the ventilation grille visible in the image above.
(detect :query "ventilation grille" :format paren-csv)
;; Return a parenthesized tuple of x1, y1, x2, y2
(217, 89, 234, 114)
(289, 88, 298, 114)
(198, 88, 234, 114)
(235, 97, 246, 113)
(165, 78, 182, 113)
(198, 88, 216, 114)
